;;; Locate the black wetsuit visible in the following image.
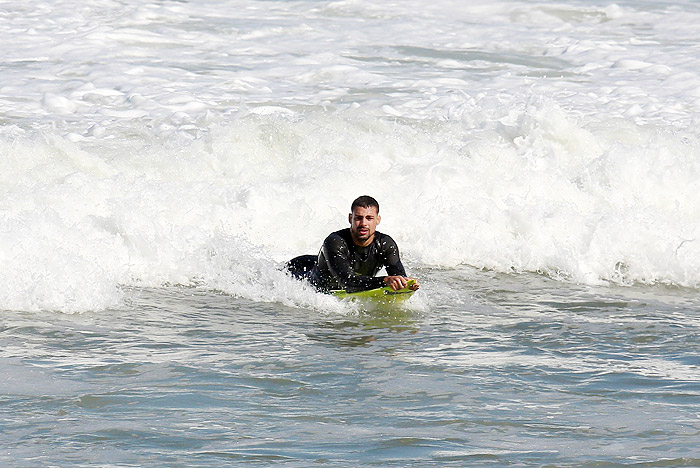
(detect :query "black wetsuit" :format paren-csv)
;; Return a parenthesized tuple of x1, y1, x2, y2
(287, 228, 407, 293)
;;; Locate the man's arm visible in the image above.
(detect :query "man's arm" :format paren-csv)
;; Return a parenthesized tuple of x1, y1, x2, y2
(380, 235, 406, 276)
(380, 235, 420, 291)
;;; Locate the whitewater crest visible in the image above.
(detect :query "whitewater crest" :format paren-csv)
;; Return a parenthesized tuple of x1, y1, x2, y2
(3, 0, 700, 311)
(2, 98, 700, 312)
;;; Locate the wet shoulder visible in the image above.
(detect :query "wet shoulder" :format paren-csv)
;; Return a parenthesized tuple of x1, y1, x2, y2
(325, 228, 352, 248)
(373, 231, 396, 248)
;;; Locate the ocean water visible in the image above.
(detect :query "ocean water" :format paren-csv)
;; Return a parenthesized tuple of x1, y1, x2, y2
(2, 0, 700, 466)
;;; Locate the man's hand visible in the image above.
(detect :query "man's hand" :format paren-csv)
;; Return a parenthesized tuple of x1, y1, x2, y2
(384, 276, 420, 291)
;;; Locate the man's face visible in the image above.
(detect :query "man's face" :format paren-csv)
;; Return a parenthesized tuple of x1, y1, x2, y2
(349, 205, 381, 246)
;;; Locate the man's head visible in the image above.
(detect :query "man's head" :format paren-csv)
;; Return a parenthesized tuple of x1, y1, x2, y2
(350, 195, 379, 214)
(349, 195, 381, 247)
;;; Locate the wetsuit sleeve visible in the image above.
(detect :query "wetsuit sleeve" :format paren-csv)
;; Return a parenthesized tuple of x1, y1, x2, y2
(322, 235, 385, 292)
(381, 235, 407, 277)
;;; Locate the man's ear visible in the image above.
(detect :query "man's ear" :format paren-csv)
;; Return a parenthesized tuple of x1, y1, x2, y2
(348, 213, 352, 224)
(377, 214, 381, 225)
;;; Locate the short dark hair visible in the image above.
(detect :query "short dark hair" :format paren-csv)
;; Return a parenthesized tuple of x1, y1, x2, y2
(351, 195, 379, 213)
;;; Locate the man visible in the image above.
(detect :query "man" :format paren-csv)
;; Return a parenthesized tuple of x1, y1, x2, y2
(287, 196, 420, 293)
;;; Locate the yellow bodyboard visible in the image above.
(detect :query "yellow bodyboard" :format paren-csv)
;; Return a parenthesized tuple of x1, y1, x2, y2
(331, 279, 416, 304)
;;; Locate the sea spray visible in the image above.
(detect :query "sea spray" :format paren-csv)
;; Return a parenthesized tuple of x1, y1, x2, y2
(2, 98, 700, 312)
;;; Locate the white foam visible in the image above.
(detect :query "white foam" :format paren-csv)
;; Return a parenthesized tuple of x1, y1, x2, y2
(2, 0, 700, 311)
